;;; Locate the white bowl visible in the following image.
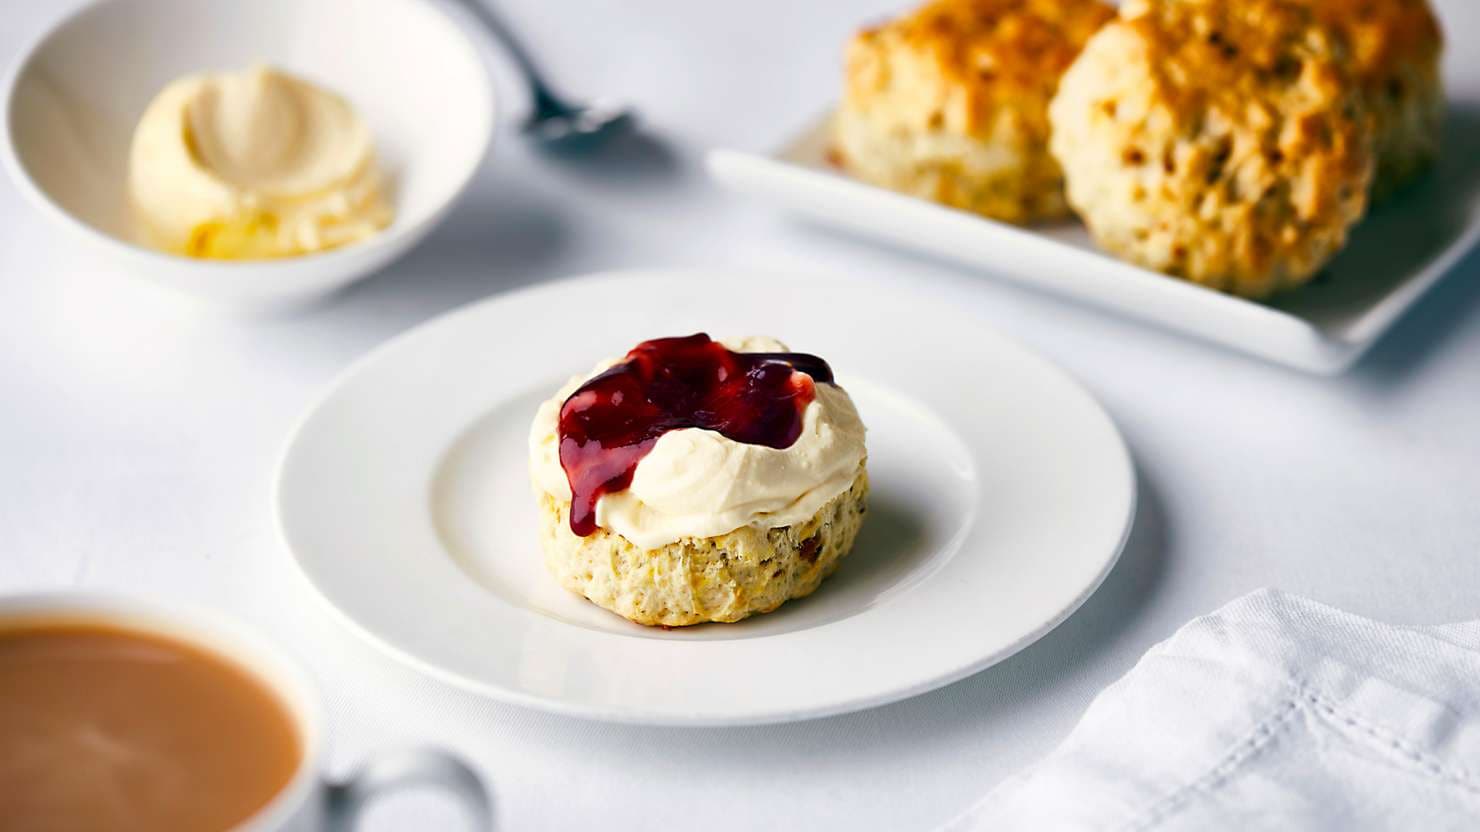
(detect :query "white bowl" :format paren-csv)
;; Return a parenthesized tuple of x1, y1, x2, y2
(2, 0, 495, 309)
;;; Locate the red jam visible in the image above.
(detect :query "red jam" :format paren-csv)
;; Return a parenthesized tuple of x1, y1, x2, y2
(558, 334, 834, 537)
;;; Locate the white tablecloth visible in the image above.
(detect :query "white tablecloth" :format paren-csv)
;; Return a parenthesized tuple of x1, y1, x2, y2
(3, 1, 1479, 829)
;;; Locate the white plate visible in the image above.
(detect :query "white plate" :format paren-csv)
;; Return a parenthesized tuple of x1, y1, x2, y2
(276, 268, 1135, 725)
(707, 110, 1480, 375)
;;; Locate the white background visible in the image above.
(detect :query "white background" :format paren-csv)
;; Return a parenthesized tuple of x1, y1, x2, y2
(3, 1, 1479, 829)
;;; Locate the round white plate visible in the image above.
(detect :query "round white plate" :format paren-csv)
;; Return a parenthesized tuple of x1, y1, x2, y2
(277, 268, 1135, 725)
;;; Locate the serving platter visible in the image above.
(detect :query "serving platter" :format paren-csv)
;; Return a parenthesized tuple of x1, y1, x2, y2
(707, 109, 1480, 374)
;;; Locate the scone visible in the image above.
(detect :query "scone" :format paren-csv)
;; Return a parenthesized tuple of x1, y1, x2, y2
(528, 335, 868, 627)
(834, 0, 1114, 224)
(1049, 0, 1376, 298)
(1303, 0, 1444, 199)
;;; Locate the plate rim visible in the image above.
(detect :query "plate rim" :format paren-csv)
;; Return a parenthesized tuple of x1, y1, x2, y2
(274, 267, 1138, 726)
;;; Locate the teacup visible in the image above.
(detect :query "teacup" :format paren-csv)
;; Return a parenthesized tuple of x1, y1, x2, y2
(0, 592, 492, 830)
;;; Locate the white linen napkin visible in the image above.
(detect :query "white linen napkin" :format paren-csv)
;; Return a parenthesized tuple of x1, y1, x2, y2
(942, 589, 1480, 831)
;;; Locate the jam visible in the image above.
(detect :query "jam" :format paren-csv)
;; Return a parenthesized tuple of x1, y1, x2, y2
(558, 334, 834, 537)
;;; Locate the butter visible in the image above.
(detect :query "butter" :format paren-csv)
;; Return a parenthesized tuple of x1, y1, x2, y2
(128, 66, 392, 259)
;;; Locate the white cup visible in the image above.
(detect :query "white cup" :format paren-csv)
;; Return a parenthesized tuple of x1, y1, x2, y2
(0, 593, 492, 831)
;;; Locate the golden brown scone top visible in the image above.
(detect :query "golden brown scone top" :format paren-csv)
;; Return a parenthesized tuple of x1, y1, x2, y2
(1301, 0, 1444, 197)
(845, 0, 1114, 139)
(1114, 0, 1373, 223)
(1303, 0, 1442, 84)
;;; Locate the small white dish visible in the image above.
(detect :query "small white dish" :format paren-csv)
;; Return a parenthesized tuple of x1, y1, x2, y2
(707, 111, 1480, 374)
(2, 0, 495, 310)
(275, 267, 1136, 726)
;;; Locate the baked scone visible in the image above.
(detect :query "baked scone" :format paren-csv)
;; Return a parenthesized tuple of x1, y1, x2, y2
(1303, 0, 1444, 200)
(535, 470, 869, 627)
(834, 0, 1114, 224)
(528, 335, 869, 627)
(1049, 0, 1376, 298)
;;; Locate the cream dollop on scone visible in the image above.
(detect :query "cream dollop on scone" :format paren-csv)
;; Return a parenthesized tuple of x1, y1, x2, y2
(834, 0, 1114, 224)
(1303, 0, 1444, 200)
(1049, 0, 1376, 298)
(129, 66, 392, 259)
(529, 335, 868, 627)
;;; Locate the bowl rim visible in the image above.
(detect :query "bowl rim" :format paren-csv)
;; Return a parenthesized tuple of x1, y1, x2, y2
(0, 0, 498, 274)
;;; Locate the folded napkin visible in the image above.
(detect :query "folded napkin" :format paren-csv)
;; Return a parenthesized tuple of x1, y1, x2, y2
(944, 589, 1480, 831)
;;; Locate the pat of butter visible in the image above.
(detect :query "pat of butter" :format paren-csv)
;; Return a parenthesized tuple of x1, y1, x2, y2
(128, 65, 392, 260)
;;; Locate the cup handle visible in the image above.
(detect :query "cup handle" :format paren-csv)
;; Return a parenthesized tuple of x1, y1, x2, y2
(326, 748, 493, 831)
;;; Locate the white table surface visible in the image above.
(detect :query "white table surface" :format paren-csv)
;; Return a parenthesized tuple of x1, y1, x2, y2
(4, 1, 1479, 829)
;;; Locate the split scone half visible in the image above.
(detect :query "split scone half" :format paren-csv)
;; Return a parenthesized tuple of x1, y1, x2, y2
(834, 0, 1114, 224)
(528, 335, 868, 627)
(1049, 0, 1377, 298)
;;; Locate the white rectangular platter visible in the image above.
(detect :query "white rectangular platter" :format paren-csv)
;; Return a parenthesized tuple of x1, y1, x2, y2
(707, 111, 1480, 374)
